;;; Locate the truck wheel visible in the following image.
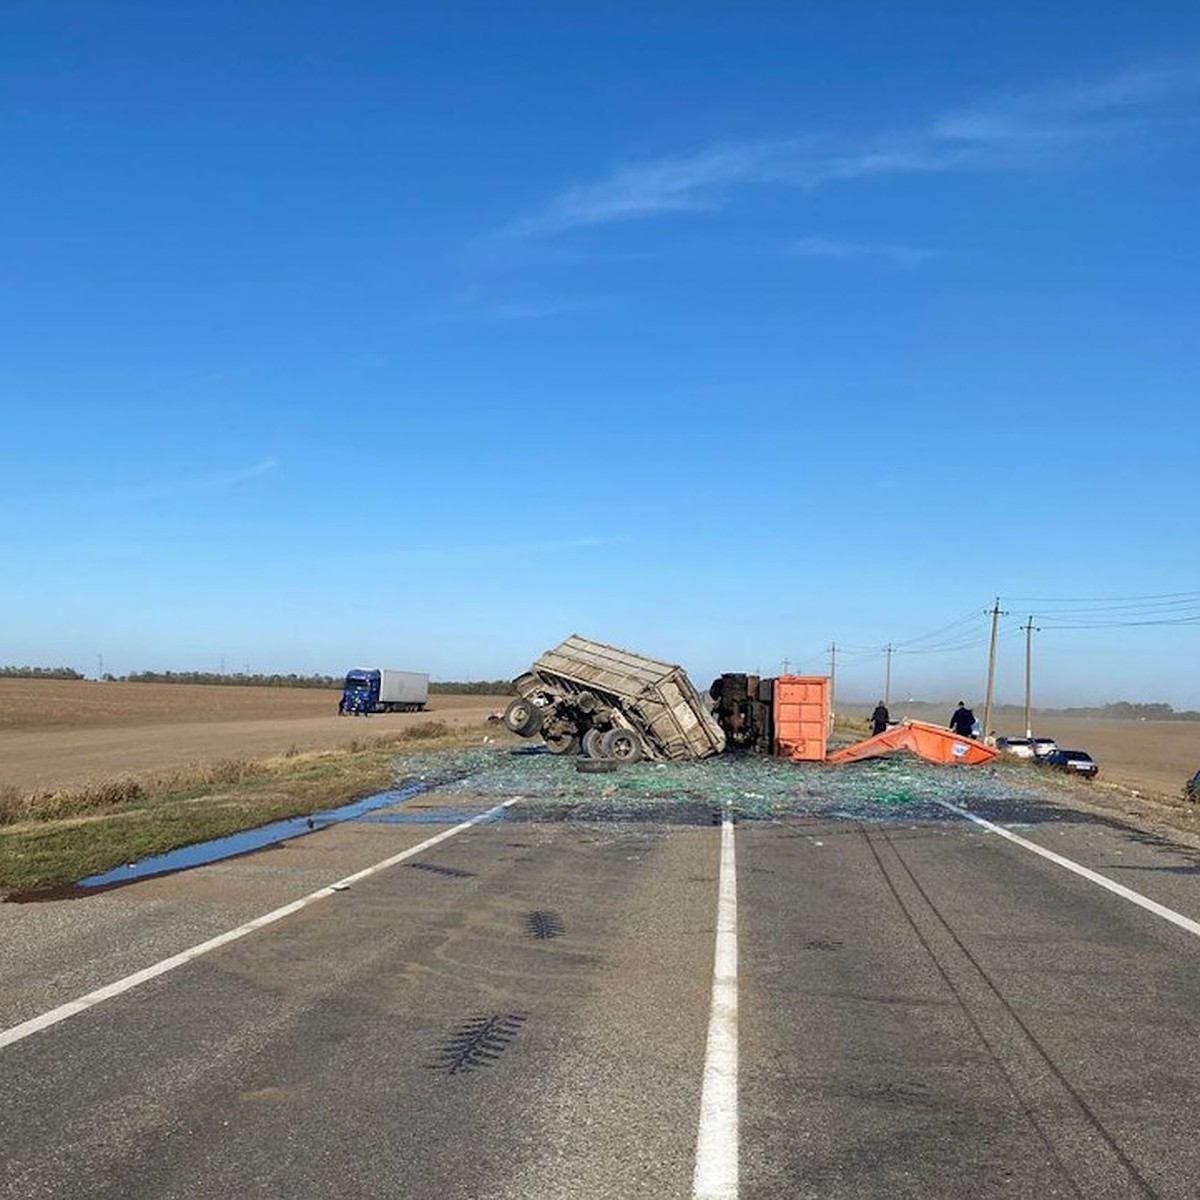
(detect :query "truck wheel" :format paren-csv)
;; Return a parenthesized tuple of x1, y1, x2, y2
(503, 698, 542, 737)
(576, 691, 598, 714)
(582, 728, 605, 758)
(543, 730, 580, 755)
(602, 728, 644, 763)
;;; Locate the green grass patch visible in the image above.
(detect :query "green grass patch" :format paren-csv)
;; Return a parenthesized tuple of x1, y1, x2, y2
(0, 722, 503, 895)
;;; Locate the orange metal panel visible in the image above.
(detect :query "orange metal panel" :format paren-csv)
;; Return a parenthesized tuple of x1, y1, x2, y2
(773, 675, 830, 761)
(826, 720, 998, 766)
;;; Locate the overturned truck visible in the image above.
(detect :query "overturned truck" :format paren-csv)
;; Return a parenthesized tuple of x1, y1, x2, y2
(503, 634, 726, 762)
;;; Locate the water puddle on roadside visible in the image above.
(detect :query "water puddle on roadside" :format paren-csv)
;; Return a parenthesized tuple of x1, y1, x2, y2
(67, 783, 431, 893)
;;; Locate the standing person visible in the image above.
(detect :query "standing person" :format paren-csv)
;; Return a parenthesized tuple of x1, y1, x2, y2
(870, 701, 890, 736)
(949, 700, 976, 738)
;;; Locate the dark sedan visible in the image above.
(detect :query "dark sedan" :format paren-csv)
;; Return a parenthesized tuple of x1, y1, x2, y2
(1041, 749, 1098, 779)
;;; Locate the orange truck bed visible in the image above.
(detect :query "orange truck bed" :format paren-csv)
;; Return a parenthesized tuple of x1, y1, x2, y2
(826, 720, 998, 766)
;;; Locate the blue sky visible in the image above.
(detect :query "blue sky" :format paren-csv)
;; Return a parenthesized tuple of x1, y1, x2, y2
(3, 1, 1199, 706)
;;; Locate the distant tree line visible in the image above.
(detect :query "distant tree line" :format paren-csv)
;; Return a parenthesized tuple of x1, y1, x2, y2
(1058, 701, 1200, 721)
(0, 665, 86, 680)
(991, 700, 1199, 721)
(124, 671, 342, 688)
(428, 680, 515, 695)
(15, 669, 516, 693)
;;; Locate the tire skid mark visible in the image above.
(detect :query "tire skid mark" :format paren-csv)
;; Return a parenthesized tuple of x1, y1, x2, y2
(862, 824, 1158, 1200)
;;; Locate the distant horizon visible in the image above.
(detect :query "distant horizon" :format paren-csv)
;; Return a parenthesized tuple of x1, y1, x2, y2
(4, 665, 1198, 720)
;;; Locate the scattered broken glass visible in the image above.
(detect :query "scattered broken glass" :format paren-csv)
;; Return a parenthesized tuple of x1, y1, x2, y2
(390, 746, 1068, 825)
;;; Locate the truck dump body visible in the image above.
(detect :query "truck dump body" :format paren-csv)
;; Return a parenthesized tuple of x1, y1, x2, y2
(827, 720, 998, 766)
(512, 634, 725, 761)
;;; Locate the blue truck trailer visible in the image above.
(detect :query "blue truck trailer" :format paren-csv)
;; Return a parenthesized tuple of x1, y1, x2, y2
(340, 668, 429, 715)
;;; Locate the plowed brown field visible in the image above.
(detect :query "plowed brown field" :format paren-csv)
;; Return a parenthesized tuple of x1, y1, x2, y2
(0, 680, 507, 792)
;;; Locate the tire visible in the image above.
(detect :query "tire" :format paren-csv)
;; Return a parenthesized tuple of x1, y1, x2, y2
(601, 728, 644, 763)
(543, 731, 580, 756)
(576, 758, 619, 773)
(576, 691, 598, 714)
(503, 698, 542, 737)
(581, 728, 606, 758)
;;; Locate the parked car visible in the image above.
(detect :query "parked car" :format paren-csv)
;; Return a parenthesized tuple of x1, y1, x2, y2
(1041, 749, 1098, 779)
(1185, 771, 1200, 801)
(996, 736, 1036, 758)
(997, 736, 1058, 759)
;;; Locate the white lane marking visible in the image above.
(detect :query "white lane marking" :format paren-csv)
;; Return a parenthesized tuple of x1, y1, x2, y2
(0, 798, 521, 1052)
(938, 801, 1200, 938)
(692, 812, 739, 1200)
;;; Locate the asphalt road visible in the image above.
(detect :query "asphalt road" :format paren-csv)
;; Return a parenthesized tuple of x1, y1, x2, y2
(4, 787, 1200, 1198)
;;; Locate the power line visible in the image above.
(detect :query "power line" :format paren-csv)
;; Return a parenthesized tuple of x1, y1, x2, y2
(1007, 590, 1200, 604)
(1038, 615, 1200, 629)
(893, 608, 987, 649)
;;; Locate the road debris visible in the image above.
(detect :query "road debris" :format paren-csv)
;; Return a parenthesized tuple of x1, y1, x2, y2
(391, 746, 1065, 824)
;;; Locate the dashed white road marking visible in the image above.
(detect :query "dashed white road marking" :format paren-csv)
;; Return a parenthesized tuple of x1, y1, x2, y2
(0, 798, 521, 1052)
(692, 811, 739, 1200)
(938, 800, 1200, 938)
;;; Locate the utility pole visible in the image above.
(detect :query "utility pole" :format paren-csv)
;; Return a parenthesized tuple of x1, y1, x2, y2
(1022, 616, 1039, 738)
(883, 644, 894, 707)
(97, 654, 104, 681)
(828, 642, 837, 732)
(782, 657, 791, 676)
(982, 598, 1005, 743)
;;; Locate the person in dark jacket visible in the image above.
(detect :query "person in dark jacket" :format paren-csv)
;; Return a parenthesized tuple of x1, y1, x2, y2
(870, 701, 890, 736)
(950, 701, 976, 737)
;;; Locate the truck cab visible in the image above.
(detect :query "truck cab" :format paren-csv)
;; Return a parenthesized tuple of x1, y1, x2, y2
(341, 669, 380, 716)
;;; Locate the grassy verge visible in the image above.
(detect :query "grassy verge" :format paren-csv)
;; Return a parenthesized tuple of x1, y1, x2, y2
(0, 722, 504, 895)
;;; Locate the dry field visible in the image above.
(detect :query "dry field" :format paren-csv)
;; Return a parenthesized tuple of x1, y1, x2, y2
(0, 679, 509, 792)
(845, 701, 1200, 801)
(0, 678, 344, 729)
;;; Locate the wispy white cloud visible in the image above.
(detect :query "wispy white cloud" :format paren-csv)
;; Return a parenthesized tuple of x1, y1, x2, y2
(506, 142, 803, 236)
(129, 457, 279, 499)
(325, 537, 628, 569)
(933, 61, 1200, 152)
(432, 286, 603, 322)
(792, 235, 937, 269)
(508, 59, 1200, 236)
(23, 458, 281, 509)
(408, 536, 624, 561)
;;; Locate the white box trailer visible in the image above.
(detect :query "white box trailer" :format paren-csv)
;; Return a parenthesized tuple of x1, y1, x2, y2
(379, 670, 429, 712)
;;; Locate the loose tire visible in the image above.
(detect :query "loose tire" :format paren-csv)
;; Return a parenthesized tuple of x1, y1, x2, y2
(601, 728, 644, 763)
(581, 728, 606, 758)
(576, 758, 619, 773)
(503, 698, 542, 737)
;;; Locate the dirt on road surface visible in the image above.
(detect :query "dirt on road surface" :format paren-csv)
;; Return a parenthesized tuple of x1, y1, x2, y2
(0, 681, 509, 792)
